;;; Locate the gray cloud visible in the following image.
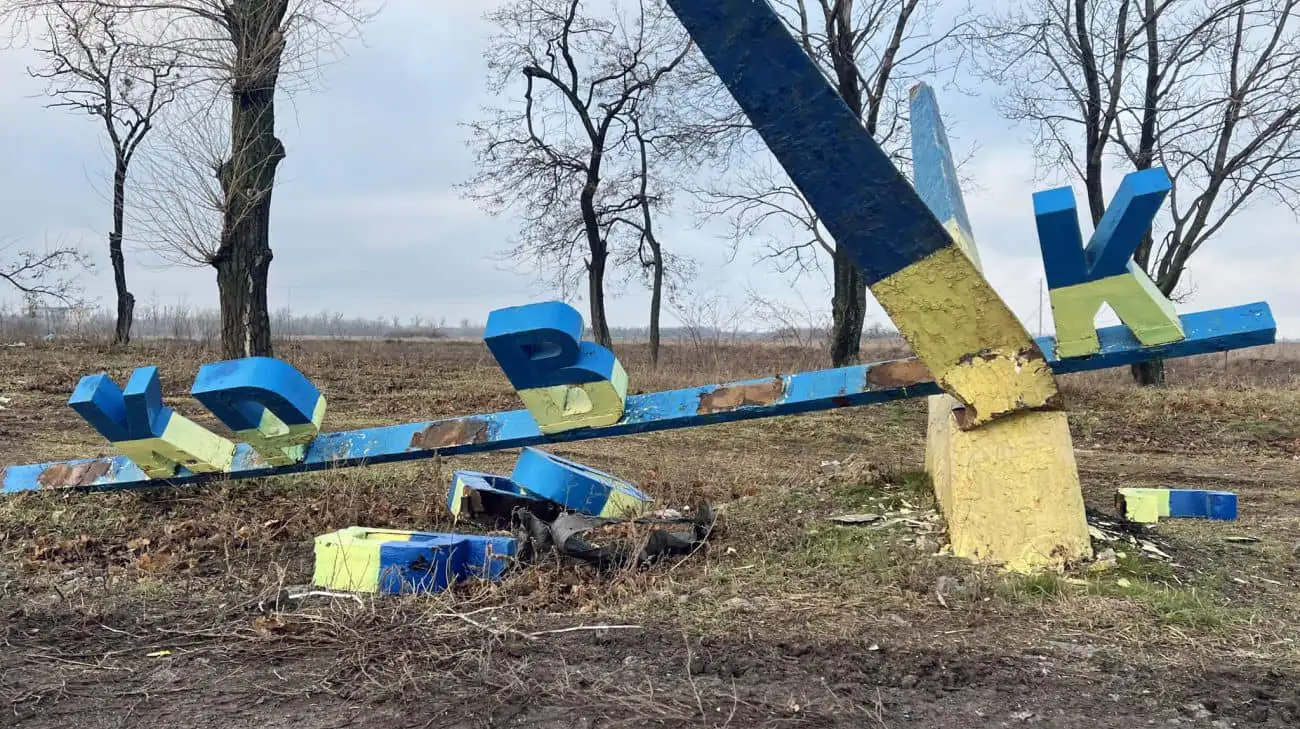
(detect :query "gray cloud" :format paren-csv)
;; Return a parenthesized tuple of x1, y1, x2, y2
(1, 0, 1294, 337)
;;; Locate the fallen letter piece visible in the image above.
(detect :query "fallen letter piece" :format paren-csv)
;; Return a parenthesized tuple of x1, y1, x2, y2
(448, 447, 653, 526)
(313, 527, 518, 595)
(1115, 488, 1237, 524)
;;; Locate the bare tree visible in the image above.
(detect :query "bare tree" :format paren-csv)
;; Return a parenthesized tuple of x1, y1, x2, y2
(606, 101, 696, 366)
(462, 0, 692, 348)
(25, 1, 178, 345)
(979, 0, 1300, 384)
(0, 238, 91, 307)
(687, 0, 969, 366)
(4, 0, 373, 358)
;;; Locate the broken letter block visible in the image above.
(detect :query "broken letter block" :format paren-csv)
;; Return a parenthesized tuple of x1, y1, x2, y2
(484, 301, 628, 433)
(447, 469, 561, 526)
(191, 357, 326, 466)
(1116, 488, 1237, 524)
(512, 447, 651, 518)
(313, 527, 518, 595)
(69, 367, 236, 478)
(1035, 168, 1186, 358)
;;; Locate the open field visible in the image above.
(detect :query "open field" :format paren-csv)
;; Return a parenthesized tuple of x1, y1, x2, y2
(2, 339, 1299, 728)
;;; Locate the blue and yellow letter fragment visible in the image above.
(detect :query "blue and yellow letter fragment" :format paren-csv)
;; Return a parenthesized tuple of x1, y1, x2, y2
(484, 301, 628, 434)
(68, 367, 235, 478)
(1034, 168, 1186, 358)
(191, 357, 326, 466)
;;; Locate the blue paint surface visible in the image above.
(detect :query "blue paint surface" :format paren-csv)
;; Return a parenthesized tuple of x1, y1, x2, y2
(1038, 302, 1274, 373)
(68, 367, 172, 441)
(3, 303, 1274, 495)
(484, 301, 618, 389)
(1034, 168, 1171, 288)
(664, 0, 951, 283)
(1167, 490, 1238, 521)
(447, 470, 541, 515)
(375, 532, 518, 594)
(909, 84, 973, 240)
(1086, 168, 1170, 279)
(68, 373, 132, 442)
(1032, 186, 1090, 289)
(192, 357, 323, 430)
(511, 447, 651, 516)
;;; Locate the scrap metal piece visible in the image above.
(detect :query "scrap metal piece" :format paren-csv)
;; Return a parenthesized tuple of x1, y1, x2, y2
(447, 470, 561, 528)
(517, 503, 718, 572)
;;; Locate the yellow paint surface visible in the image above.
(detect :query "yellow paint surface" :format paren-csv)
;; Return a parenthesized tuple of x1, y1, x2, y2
(114, 414, 237, 478)
(599, 483, 652, 518)
(943, 219, 982, 270)
(926, 398, 1091, 570)
(518, 361, 629, 434)
(235, 397, 327, 466)
(872, 244, 1058, 427)
(1050, 262, 1185, 358)
(917, 213, 1087, 572)
(1116, 488, 1169, 524)
(312, 527, 414, 593)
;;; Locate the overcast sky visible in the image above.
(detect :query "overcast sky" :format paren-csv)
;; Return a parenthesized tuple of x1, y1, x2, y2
(1, 0, 1295, 337)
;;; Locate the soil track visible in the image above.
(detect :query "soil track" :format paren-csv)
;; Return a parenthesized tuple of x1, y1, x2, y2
(5, 614, 1299, 729)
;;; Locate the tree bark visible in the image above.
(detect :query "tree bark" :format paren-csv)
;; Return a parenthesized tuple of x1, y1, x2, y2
(648, 239, 663, 368)
(580, 177, 612, 348)
(825, 0, 868, 366)
(213, 2, 288, 359)
(110, 159, 134, 345)
(829, 247, 867, 366)
(1130, 359, 1165, 386)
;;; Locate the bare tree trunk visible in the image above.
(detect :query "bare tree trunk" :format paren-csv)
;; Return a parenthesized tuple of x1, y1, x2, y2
(580, 178, 613, 348)
(648, 238, 663, 368)
(827, 1, 868, 366)
(110, 158, 134, 345)
(215, 214, 275, 358)
(830, 248, 866, 365)
(214, 1, 288, 359)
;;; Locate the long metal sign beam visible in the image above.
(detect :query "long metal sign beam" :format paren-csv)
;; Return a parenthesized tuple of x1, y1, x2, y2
(2, 302, 1274, 495)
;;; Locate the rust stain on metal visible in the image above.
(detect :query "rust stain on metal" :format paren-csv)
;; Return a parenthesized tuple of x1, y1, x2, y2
(697, 378, 785, 414)
(38, 460, 112, 489)
(831, 396, 853, 408)
(410, 418, 490, 450)
(867, 359, 934, 388)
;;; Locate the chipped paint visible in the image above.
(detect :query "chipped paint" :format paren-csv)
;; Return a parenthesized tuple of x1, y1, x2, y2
(409, 418, 491, 450)
(697, 378, 786, 414)
(38, 460, 112, 489)
(866, 359, 933, 388)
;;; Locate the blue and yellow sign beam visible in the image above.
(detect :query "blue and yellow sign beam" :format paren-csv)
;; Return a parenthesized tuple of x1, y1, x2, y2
(0, 302, 1273, 495)
(663, 0, 1058, 428)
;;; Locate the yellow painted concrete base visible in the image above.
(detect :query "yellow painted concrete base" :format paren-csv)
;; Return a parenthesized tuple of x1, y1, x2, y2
(872, 245, 1059, 427)
(518, 362, 629, 434)
(925, 394, 1091, 571)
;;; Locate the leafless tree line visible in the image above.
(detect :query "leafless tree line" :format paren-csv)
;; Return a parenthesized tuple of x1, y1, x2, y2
(2, 0, 1295, 386)
(2, 0, 373, 356)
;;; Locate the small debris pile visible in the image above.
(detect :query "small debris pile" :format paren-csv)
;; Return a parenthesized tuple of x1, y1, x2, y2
(818, 456, 946, 554)
(1085, 508, 1177, 566)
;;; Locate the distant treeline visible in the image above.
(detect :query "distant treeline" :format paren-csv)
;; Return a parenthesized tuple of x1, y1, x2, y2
(0, 301, 900, 345)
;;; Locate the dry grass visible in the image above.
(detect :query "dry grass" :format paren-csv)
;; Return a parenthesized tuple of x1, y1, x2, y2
(2, 338, 1299, 722)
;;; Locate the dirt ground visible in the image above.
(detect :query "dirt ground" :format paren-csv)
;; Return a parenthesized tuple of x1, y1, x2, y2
(2, 339, 1299, 728)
